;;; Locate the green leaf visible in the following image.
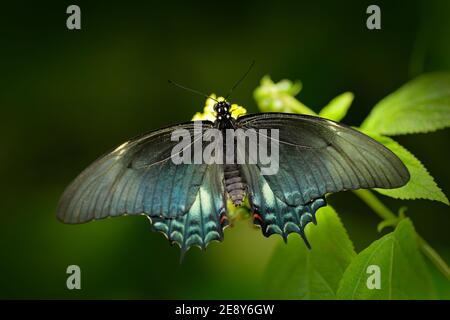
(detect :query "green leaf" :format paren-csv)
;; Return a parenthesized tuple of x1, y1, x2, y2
(426, 253, 450, 299)
(253, 76, 316, 115)
(337, 219, 436, 299)
(362, 132, 449, 205)
(377, 218, 401, 233)
(319, 92, 354, 122)
(361, 72, 450, 135)
(377, 207, 407, 232)
(263, 206, 356, 299)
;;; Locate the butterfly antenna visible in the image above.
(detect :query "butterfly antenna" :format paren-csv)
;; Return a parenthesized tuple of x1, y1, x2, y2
(168, 80, 218, 103)
(225, 60, 255, 100)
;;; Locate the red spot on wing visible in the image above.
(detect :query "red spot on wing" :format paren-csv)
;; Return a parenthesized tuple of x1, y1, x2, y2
(253, 212, 263, 223)
(220, 214, 228, 225)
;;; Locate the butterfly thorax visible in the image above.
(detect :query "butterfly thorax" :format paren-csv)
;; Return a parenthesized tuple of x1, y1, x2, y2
(213, 101, 235, 129)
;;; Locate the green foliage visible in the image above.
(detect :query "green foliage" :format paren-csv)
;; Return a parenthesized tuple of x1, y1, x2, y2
(318, 92, 354, 122)
(264, 206, 355, 299)
(253, 76, 316, 115)
(361, 72, 450, 135)
(254, 74, 450, 300)
(337, 219, 436, 299)
(377, 206, 406, 232)
(427, 257, 450, 299)
(363, 132, 449, 205)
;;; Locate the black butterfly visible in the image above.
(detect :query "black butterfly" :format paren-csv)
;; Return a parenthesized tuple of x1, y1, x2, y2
(57, 99, 410, 256)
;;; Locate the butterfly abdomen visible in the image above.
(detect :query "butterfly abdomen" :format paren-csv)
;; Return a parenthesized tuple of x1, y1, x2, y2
(224, 164, 246, 206)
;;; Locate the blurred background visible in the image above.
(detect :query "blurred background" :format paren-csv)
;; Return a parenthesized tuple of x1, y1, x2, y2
(0, 0, 448, 298)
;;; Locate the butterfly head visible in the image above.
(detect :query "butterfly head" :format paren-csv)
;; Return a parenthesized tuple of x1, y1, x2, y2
(214, 101, 232, 120)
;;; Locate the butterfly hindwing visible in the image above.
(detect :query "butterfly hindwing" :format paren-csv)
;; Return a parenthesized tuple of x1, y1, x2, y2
(241, 164, 327, 247)
(151, 164, 227, 255)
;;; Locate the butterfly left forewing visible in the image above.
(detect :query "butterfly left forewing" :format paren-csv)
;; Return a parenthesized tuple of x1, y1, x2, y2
(58, 121, 218, 222)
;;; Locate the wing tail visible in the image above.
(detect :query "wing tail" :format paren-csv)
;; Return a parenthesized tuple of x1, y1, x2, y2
(243, 164, 326, 248)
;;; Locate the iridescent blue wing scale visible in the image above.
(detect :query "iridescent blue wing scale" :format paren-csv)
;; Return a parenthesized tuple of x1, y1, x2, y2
(151, 164, 227, 256)
(241, 164, 327, 248)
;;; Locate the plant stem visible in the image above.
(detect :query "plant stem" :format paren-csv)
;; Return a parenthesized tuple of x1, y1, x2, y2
(417, 235, 450, 281)
(353, 189, 450, 280)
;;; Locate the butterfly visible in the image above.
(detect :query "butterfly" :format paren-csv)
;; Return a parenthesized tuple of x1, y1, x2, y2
(57, 95, 410, 257)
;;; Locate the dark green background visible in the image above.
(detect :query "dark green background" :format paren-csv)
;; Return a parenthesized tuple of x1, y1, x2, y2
(0, 0, 448, 298)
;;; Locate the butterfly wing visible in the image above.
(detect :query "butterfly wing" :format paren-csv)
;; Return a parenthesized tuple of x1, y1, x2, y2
(237, 113, 409, 245)
(151, 164, 228, 255)
(57, 121, 228, 252)
(240, 163, 327, 248)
